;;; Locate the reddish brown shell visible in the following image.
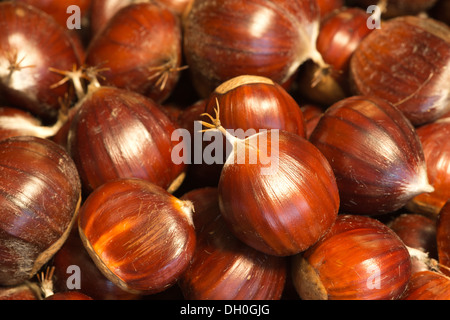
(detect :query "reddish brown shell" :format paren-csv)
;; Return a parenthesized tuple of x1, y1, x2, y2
(218, 130, 340, 256)
(78, 178, 196, 295)
(309, 95, 433, 215)
(437, 201, 450, 275)
(349, 16, 450, 126)
(293, 215, 412, 300)
(402, 270, 450, 300)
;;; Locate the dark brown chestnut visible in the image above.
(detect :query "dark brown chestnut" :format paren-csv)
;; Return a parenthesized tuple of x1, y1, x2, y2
(0, 136, 81, 286)
(86, 2, 184, 103)
(348, 0, 438, 18)
(183, 0, 328, 97)
(200, 106, 340, 256)
(178, 188, 287, 300)
(349, 16, 450, 126)
(78, 178, 196, 295)
(67, 85, 187, 195)
(0, 2, 81, 121)
(309, 95, 433, 215)
(292, 214, 412, 300)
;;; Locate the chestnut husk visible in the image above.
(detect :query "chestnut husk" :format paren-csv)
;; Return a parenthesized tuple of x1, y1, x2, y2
(309, 95, 434, 215)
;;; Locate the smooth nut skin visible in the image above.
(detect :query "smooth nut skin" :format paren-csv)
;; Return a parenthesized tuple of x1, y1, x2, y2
(402, 270, 450, 300)
(437, 201, 450, 275)
(0, 136, 81, 286)
(292, 215, 412, 300)
(78, 178, 196, 295)
(179, 188, 287, 300)
(218, 130, 340, 257)
(0, 2, 81, 121)
(310, 95, 433, 215)
(68, 86, 186, 195)
(350, 16, 450, 126)
(86, 2, 183, 103)
(183, 0, 323, 97)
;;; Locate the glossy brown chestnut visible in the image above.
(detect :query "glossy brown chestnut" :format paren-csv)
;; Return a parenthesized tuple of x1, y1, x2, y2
(78, 178, 196, 295)
(316, 0, 344, 19)
(297, 7, 374, 106)
(52, 227, 141, 300)
(183, 0, 327, 97)
(309, 95, 433, 215)
(0, 136, 81, 286)
(437, 201, 450, 275)
(348, 0, 438, 18)
(0, 2, 81, 121)
(349, 16, 450, 126)
(300, 104, 323, 139)
(67, 85, 187, 195)
(292, 215, 412, 300)
(407, 118, 450, 216)
(402, 270, 450, 300)
(204, 75, 306, 138)
(44, 291, 93, 300)
(179, 188, 287, 300)
(200, 110, 340, 256)
(86, 2, 184, 103)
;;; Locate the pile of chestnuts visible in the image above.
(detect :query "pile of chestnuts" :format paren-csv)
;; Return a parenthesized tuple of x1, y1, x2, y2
(0, 0, 449, 301)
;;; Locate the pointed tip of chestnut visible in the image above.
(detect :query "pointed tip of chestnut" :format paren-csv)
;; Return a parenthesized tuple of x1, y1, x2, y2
(215, 75, 275, 94)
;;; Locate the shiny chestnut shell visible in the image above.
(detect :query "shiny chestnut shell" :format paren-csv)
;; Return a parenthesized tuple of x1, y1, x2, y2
(407, 118, 450, 216)
(218, 130, 340, 256)
(67, 86, 186, 194)
(183, 0, 324, 97)
(402, 270, 450, 300)
(309, 95, 433, 215)
(86, 2, 184, 103)
(437, 201, 450, 274)
(78, 178, 196, 295)
(179, 188, 287, 300)
(350, 16, 450, 126)
(292, 215, 412, 300)
(0, 2, 81, 121)
(0, 136, 81, 286)
(204, 75, 306, 138)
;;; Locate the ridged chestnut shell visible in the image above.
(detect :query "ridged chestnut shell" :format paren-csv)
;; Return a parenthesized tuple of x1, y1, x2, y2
(0, 2, 81, 121)
(67, 86, 186, 194)
(179, 188, 287, 300)
(437, 201, 450, 275)
(0, 136, 81, 286)
(183, 0, 325, 97)
(78, 178, 196, 295)
(407, 118, 450, 216)
(402, 270, 450, 300)
(86, 2, 184, 103)
(350, 16, 450, 126)
(218, 130, 340, 256)
(309, 96, 433, 215)
(292, 215, 412, 300)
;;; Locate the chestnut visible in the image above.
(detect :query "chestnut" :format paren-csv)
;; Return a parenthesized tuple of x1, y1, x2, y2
(183, 0, 327, 97)
(178, 188, 287, 300)
(86, 2, 184, 103)
(437, 201, 450, 275)
(0, 2, 81, 121)
(349, 15, 450, 126)
(201, 106, 339, 256)
(402, 270, 450, 300)
(78, 178, 196, 295)
(407, 117, 450, 216)
(0, 282, 41, 300)
(67, 85, 187, 195)
(309, 95, 433, 215)
(292, 215, 412, 300)
(0, 136, 81, 286)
